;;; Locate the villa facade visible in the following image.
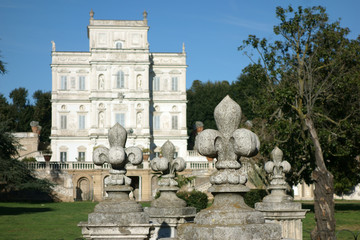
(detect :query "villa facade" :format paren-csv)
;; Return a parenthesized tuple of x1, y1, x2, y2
(50, 11, 188, 163)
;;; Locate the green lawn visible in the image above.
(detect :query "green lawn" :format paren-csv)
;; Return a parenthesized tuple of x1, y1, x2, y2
(302, 201, 360, 240)
(0, 202, 97, 240)
(0, 201, 359, 240)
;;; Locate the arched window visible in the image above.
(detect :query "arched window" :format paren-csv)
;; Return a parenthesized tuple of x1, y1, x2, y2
(116, 71, 125, 88)
(115, 41, 123, 49)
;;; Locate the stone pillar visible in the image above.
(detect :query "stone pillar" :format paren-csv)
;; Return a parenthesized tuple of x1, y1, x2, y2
(144, 140, 196, 239)
(78, 123, 151, 239)
(255, 147, 308, 240)
(177, 96, 281, 240)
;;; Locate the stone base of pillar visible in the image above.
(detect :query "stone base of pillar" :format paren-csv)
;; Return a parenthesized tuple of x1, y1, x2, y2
(145, 207, 196, 239)
(78, 222, 151, 240)
(177, 191, 282, 240)
(79, 185, 151, 239)
(255, 202, 308, 240)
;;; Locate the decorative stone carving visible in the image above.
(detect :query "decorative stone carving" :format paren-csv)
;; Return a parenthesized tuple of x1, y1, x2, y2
(98, 74, 105, 90)
(263, 146, 292, 203)
(255, 147, 308, 240)
(79, 123, 150, 239)
(194, 95, 259, 191)
(51, 40, 56, 51)
(145, 140, 196, 239)
(150, 140, 187, 206)
(178, 95, 281, 240)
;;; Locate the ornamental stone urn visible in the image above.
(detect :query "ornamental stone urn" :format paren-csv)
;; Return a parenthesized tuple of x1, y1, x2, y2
(177, 96, 281, 240)
(78, 123, 151, 239)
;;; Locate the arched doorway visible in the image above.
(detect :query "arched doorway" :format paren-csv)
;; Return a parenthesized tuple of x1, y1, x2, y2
(76, 177, 91, 201)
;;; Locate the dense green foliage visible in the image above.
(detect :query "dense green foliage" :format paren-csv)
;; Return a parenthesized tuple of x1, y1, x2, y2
(176, 190, 208, 212)
(186, 5, 360, 197)
(0, 122, 53, 201)
(243, 189, 268, 208)
(0, 88, 51, 144)
(0, 51, 5, 75)
(187, 80, 236, 149)
(238, 5, 360, 196)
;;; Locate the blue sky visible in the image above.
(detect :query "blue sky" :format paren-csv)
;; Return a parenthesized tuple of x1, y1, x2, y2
(1, 0, 360, 103)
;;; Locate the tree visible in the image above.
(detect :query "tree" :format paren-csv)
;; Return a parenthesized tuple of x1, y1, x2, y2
(0, 119, 53, 201)
(0, 50, 6, 75)
(33, 90, 52, 143)
(239, 6, 360, 239)
(186, 80, 234, 149)
(8, 88, 34, 132)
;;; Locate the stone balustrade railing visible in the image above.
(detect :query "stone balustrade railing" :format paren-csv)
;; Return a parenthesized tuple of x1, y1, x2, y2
(26, 162, 112, 170)
(27, 159, 215, 170)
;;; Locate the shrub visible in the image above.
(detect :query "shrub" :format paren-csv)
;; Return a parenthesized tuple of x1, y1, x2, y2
(176, 190, 208, 212)
(21, 157, 37, 162)
(244, 189, 267, 208)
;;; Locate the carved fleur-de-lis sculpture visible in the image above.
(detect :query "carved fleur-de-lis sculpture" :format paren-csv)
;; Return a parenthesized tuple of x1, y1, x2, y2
(150, 140, 188, 208)
(93, 123, 143, 188)
(195, 95, 260, 191)
(151, 140, 186, 187)
(263, 146, 292, 202)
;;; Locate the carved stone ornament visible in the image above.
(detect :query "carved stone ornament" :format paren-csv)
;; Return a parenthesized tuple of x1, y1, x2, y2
(93, 123, 143, 188)
(150, 140, 187, 208)
(255, 147, 308, 240)
(262, 146, 293, 203)
(195, 95, 260, 192)
(79, 123, 150, 239)
(178, 96, 282, 240)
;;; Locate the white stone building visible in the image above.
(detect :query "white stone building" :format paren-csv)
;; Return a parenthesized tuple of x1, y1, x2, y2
(50, 10, 188, 162)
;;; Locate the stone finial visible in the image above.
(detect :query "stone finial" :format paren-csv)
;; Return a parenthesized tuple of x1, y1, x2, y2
(143, 10, 148, 23)
(262, 146, 292, 202)
(265, 147, 291, 186)
(90, 9, 94, 20)
(51, 41, 56, 51)
(182, 42, 185, 54)
(151, 140, 186, 187)
(93, 123, 143, 186)
(195, 95, 260, 189)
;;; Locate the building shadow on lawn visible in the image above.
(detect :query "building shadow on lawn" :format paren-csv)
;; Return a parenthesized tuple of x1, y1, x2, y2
(0, 206, 53, 215)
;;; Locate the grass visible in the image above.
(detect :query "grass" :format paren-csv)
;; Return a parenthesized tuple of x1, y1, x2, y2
(0, 201, 359, 239)
(0, 201, 97, 240)
(302, 201, 360, 240)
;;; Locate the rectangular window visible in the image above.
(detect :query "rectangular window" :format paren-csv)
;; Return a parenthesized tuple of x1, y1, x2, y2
(60, 115, 67, 129)
(60, 76, 67, 90)
(79, 76, 85, 90)
(79, 115, 85, 130)
(171, 115, 178, 130)
(154, 115, 160, 130)
(116, 71, 125, 88)
(171, 77, 178, 91)
(60, 152, 67, 162)
(78, 152, 85, 162)
(115, 113, 125, 127)
(154, 77, 160, 91)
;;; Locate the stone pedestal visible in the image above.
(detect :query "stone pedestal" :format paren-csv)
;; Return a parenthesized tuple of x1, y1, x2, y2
(256, 201, 308, 240)
(177, 186, 282, 240)
(79, 185, 151, 239)
(147, 141, 196, 239)
(255, 147, 309, 240)
(79, 124, 151, 239)
(178, 96, 282, 240)
(145, 187, 196, 239)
